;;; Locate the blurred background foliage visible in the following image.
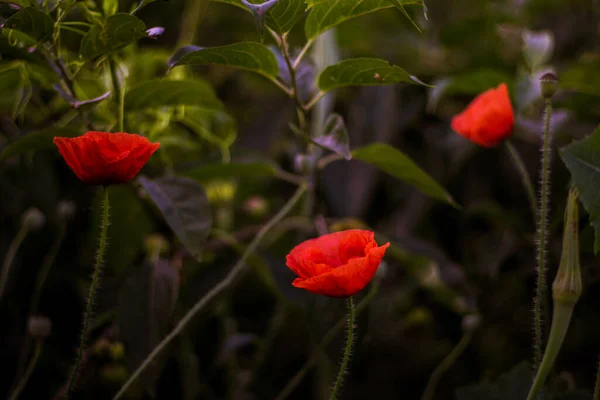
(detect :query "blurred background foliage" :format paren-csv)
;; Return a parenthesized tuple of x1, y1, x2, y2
(0, 0, 599, 399)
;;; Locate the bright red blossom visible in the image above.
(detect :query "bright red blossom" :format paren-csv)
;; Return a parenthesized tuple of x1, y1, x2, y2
(286, 230, 390, 297)
(451, 83, 514, 147)
(53, 131, 160, 185)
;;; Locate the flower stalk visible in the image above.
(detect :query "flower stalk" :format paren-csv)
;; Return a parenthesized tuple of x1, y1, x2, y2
(329, 297, 356, 400)
(64, 187, 111, 398)
(527, 187, 581, 400)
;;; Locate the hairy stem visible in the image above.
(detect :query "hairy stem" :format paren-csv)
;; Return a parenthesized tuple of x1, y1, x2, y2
(64, 188, 110, 399)
(112, 184, 307, 400)
(527, 301, 575, 400)
(421, 330, 473, 400)
(0, 224, 29, 303)
(329, 297, 356, 400)
(534, 99, 553, 373)
(9, 340, 43, 400)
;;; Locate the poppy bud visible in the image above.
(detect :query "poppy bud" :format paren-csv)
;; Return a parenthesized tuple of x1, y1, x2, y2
(28, 316, 52, 339)
(540, 72, 558, 100)
(21, 208, 45, 231)
(552, 188, 581, 305)
(57, 200, 76, 221)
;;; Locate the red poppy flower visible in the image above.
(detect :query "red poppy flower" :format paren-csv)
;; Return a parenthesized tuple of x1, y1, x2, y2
(451, 83, 514, 147)
(53, 131, 160, 185)
(286, 230, 390, 297)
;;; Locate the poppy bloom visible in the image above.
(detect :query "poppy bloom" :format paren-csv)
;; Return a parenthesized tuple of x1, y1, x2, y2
(451, 83, 514, 147)
(286, 229, 390, 297)
(53, 131, 160, 185)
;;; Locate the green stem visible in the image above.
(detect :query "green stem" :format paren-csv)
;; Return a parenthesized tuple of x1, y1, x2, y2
(108, 58, 123, 131)
(534, 99, 553, 373)
(505, 141, 537, 223)
(329, 297, 356, 400)
(8, 340, 43, 400)
(421, 330, 473, 400)
(64, 187, 111, 399)
(594, 355, 600, 400)
(526, 301, 575, 400)
(112, 184, 307, 400)
(274, 285, 378, 400)
(0, 225, 29, 303)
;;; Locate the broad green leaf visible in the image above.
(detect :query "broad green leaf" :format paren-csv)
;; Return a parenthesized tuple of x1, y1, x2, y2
(2, 7, 54, 42)
(313, 113, 351, 160)
(212, 0, 306, 34)
(456, 362, 531, 400)
(139, 176, 212, 259)
(117, 259, 179, 393)
(318, 58, 429, 92)
(170, 42, 279, 79)
(387, 0, 421, 33)
(80, 13, 147, 59)
(560, 60, 600, 96)
(352, 143, 457, 207)
(124, 79, 223, 111)
(103, 0, 119, 16)
(305, 0, 421, 39)
(0, 128, 80, 162)
(0, 62, 31, 118)
(560, 125, 600, 253)
(131, 0, 157, 14)
(183, 162, 278, 181)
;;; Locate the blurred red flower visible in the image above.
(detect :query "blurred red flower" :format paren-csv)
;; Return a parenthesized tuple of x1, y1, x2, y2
(53, 131, 160, 185)
(451, 83, 514, 147)
(286, 229, 390, 297)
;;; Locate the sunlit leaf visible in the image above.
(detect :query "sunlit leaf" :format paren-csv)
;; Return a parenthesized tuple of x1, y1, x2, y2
(352, 143, 457, 207)
(125, 79, 223, 111)
(2, 7, 54, 42)
(0, 128, 80, 162)
(139, 176, 212, 259)
(170, 42, 279, 79)
(560, 125, 600, 253)
(313, 113, 351, 160)
(318, 58, 429, 92)
(212, 0, 306, 34)
(80, 13, 147, 59)
(305, 0, 421, 39)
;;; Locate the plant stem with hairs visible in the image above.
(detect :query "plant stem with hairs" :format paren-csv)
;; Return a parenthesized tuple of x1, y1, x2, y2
(64, 188, 111, 399)
(329, 297, 356, 400)
(533, 97, 554, 374)
(112, 184, 307, 400)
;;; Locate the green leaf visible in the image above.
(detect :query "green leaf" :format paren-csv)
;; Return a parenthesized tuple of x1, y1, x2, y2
(0, 62, 31, 118)
(2, 7, 54, 42)
(560, 125, 600, 253)
(139, 176, 212, 259)
(313, 113, 351, 160)
(170, 42, 279, 80)
(0, 127, 80, 163)
(124, 79, 223, 111)
(456, 362, 531, 400)
(103, 0, 119, 16)
(132, 0, 158, 14)
(212, 0, 306, 34)
(318, 58, 429, 92)
(182, 162, 278, 181)
(352, 143, 457, 207)
(387, 0, 422, 33)
(80, 13, 147, 59)
(305, 0, 421, 39)
(117, 259, 179, 393)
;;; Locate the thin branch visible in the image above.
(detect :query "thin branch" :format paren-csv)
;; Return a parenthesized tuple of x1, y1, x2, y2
(292, 38, 314, 70)
(304, 91, 326, 111)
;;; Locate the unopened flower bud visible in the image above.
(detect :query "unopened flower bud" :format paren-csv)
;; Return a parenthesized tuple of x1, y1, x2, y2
(540, 72, 558, 100)
(28, 316, 52, 339)
(57, 200, 76, 220)
(461, 313, 482, 333)
(552, 188, 581, 305)
(21, 208, 45, 231)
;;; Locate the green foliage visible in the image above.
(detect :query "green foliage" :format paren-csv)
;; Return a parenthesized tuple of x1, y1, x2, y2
(0, 61, 31, 118)
(80, 13, 147, 59)
(352, 143, 457, 207)
(318, 58, 429, 92)
(170, 42, 280, 79)
(560, 125, 600, 253)
(139, 176, 212, 260)
(2, 7, 54, 43)
(183, 161, 278, 181)
(0, 127, 80, 162)
(124, 79, 224, 111)
(213, 0, 306, 34)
